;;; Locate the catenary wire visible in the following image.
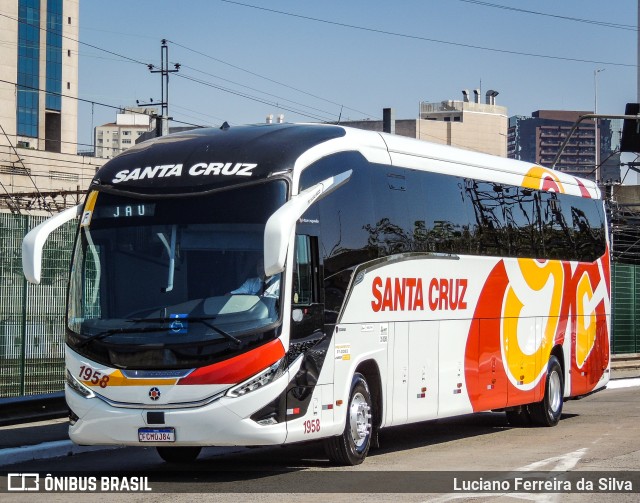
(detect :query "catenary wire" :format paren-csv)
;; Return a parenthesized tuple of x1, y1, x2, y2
(218, 0, 635, 68)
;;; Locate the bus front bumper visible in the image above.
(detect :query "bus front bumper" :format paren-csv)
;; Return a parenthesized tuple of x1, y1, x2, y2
(65, 364, 298, 447)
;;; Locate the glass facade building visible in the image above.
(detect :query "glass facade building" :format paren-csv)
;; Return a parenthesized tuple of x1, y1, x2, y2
(15, 0, 64, 141)
(16, 0, 41, 138)
(45, 0, 62, 111)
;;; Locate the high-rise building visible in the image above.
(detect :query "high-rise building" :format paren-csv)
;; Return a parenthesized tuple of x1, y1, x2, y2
(94, 108, 156, 160)
(0, 0, 105, 213)
(1, 0, 78, 154)
(508, 110, 621, 182)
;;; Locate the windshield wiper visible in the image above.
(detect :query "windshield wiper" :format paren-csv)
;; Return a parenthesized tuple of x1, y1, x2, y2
(76, 325, 167, 348)
(81, 316, 243, 347)
(178, 316, 243, 346)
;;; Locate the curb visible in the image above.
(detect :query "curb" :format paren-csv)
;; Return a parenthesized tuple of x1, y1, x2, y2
(0, 441, 249, 468)
(0, 440, 121, 467)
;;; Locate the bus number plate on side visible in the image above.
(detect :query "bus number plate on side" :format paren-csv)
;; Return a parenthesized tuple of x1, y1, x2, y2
(138, 428, 175, 442)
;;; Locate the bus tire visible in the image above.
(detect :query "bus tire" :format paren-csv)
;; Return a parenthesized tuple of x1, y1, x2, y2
(530, 356, 564, 427)
(156, 446, 202, 463)
(323, 373, 373, 465)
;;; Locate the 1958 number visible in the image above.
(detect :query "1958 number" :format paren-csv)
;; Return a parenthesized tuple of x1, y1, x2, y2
(303, 419, 320, 434)
(78, 365, 110, 388)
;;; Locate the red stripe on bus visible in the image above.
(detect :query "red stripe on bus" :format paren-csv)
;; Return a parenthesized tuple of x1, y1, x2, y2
(177, 339, 285, 385)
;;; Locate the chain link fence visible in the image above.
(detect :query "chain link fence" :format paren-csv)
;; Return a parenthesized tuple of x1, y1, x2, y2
(0, 212, 75, 398)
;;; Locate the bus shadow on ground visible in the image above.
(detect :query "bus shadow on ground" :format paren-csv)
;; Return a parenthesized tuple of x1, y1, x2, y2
(159, 410, 581, 475)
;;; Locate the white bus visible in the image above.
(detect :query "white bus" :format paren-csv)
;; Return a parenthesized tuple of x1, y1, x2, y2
(23, 124, 611, 465)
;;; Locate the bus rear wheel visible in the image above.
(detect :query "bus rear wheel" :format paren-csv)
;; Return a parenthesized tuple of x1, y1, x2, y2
(530, 356, 564, 427)
(323, 373, 373, 465)
(156, 446, 202, 463)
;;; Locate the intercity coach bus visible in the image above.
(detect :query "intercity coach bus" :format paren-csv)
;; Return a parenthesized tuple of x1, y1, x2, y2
(22, 124, 610, 465)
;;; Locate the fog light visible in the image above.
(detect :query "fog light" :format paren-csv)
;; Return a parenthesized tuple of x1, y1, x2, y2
(256, 417, 278, 426)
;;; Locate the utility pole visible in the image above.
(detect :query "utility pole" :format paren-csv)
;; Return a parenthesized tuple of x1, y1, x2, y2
(594, 68, 605, 183)
(138, 39, 180, 136)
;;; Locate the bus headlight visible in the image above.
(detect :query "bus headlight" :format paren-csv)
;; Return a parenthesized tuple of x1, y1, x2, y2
(66, 369, 95, 399)
(227, 357, 287, 398)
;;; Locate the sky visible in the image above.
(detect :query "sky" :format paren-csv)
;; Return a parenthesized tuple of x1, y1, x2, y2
(77, 0, 639, 150)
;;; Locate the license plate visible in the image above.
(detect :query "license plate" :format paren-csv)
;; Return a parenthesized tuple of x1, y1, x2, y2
(138, 427, 175, 442)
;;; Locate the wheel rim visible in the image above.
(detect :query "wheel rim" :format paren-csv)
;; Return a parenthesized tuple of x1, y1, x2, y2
(349, 391, 371, 451)
(548, 370, 562, 414)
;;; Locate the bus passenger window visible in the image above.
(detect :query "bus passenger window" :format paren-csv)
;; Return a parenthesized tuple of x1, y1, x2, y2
(293, 235, 314, 306)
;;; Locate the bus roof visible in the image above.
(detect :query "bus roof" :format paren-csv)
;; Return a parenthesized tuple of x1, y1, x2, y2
(92, 123, 599, 199)
(378, 130, 600, 199)
(92, 123, 346, 194)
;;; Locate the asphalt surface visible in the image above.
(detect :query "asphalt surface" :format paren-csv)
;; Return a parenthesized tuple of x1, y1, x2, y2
(0, 359, 638, 468)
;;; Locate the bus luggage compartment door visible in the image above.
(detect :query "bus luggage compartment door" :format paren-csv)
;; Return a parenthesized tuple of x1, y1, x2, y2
(407, 321, 439, 422)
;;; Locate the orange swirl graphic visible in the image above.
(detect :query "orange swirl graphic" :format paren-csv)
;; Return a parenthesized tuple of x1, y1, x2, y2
(575, 271, 596, 368)
(522, 166, 565, 194)
(501, 259, 564, 386)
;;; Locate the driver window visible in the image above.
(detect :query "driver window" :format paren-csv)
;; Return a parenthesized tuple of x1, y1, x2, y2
(293, 235, 314, 306)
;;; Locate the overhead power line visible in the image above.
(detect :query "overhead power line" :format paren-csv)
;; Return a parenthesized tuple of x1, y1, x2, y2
(0, 78, 206, 130)
(176, 73, 337, 123)
(456, 0, 637, 31)
(168, 39, 380, 120)
(178, 64, 345, 122)
(218, 0, 635, 68)
(2, 9, 381, 123)
(0, 11, 149, 67)
(0, 122, 53, 215)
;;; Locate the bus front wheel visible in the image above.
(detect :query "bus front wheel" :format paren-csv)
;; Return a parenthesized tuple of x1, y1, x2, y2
(323, 373, 373, 465)
(156, 446, 202, 463)
(530, 356, 564, 427)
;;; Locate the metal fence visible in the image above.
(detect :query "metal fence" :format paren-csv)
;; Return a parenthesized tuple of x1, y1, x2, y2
(612, 262, 640, 354)
(0, 213, 75, 398)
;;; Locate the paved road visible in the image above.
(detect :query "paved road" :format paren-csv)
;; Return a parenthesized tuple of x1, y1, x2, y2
(1, 379, 639, 502)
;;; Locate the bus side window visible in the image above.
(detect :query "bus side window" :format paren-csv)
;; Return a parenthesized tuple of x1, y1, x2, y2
(293, 235, 316, 306)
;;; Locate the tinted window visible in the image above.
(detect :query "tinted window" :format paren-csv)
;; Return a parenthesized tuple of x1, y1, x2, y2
(466, 180, 508, 256)
(367, 169, 414, 256)
(563, 195, 606, 262)
(421, 172, 471, 254)
(301, 155, 606, 268)
(299, 152, 377, 278)
(506, 188, 544, 258)
(542, 193, 576, 260)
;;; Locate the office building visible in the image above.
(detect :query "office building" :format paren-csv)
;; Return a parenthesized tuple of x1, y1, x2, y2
(508, 110, 621, 182)
(0, 0, 105, 213)
(341, 89, 508, 157)
(94, 108, 155, 160)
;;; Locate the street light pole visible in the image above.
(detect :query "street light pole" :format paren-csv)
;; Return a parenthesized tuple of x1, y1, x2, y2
(594, 68, 605, 183)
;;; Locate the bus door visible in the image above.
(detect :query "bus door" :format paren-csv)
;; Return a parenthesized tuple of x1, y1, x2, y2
(285, 234, 328, 423)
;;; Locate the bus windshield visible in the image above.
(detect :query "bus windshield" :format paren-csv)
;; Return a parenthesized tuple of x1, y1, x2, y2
(67, 180, 287, 365)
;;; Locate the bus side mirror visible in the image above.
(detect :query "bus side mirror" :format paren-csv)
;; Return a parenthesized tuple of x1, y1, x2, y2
(22, 204, 82, 284)
(264, 170, 351, 277)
